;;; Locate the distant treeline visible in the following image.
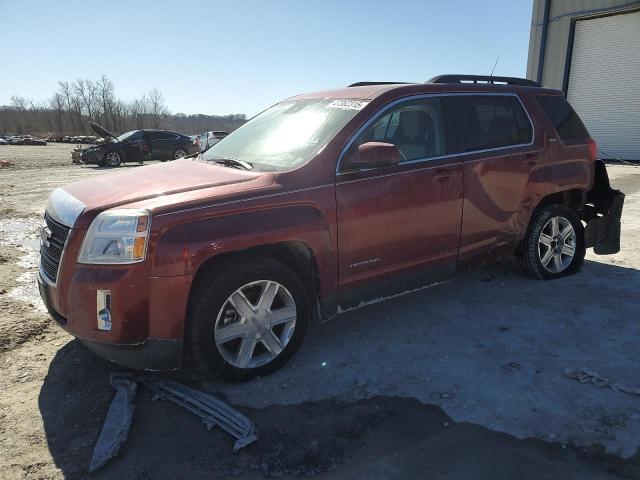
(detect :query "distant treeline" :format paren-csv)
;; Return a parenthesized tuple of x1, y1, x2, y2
(0, 75, 247, 137)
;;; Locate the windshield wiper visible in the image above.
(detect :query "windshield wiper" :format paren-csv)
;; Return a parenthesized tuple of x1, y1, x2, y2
(214, 157, 253, 170)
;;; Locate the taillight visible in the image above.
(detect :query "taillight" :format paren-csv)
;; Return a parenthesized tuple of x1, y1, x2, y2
(587, 138, 597, 160)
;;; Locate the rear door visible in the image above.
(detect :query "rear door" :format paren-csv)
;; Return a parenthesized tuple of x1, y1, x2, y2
(336, 96, 463, 307)
(150, 131, 179, 159)
(443, 94, 538, 265)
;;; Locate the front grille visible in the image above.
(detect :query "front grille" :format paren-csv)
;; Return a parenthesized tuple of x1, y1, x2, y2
(40, 213, 71, 283)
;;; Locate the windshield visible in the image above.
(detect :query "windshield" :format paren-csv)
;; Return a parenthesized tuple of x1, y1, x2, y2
(201, 99, 368, 170)
(115, 130, 137, 142)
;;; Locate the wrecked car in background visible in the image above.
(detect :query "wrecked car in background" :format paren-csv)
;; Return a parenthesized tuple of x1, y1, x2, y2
(78, 122, 198, 167)
(201, 130, 229, 150)
(39, 75, 623, 380)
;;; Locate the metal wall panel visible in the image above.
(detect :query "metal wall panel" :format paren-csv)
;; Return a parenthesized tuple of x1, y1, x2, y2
(567, 11, 640, 160)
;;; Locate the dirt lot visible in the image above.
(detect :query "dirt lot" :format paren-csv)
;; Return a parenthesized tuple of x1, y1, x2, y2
(0, 144, 639, 479)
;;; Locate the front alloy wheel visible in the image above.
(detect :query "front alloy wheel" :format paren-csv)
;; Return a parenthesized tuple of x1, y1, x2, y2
(188, 257, 309, 381)
(214, 280, 297, 369)
(104, 151, 122, 167)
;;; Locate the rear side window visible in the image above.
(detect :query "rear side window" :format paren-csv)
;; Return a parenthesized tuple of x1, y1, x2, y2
(151, 131, 179, 140)
(444, 95, 533, 154)
(536, 95, 589, 142)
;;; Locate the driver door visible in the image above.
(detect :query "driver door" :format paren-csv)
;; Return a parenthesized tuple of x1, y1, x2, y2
(336, 96, 463, 307)
(123, 130, 143, 162)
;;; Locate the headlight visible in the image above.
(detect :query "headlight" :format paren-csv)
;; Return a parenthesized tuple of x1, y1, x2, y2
(78, 209, 150, 264)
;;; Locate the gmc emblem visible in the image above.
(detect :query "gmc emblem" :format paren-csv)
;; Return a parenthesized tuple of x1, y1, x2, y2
(40, 226, 52, 248)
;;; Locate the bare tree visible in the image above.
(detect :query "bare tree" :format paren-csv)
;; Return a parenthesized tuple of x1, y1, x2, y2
(96, 74, 115, 129)
(1, 75, 246, 137)
(147, 87, 169, 128)
(73, 78, 99, 121)
(49, 92, 66, 134)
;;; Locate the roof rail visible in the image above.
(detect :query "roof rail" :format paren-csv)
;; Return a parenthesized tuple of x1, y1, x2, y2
(427, 75, 540, 87)
(348, 81, 412, 87)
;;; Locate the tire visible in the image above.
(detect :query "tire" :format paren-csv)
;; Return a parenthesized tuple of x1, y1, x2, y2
(188, 256, 310, 381)
(104, 150, 122, 167)
(519, 204, 585, 280)
(173, 148, 188, 159)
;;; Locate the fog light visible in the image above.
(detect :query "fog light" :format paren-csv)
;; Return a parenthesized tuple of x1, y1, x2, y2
(97, 290, 112, 331)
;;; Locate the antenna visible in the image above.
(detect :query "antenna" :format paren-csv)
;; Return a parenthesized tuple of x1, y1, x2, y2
(489, 57, 500, 82)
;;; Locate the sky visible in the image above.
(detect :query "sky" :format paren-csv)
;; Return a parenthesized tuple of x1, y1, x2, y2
(0, 0, 533, 117)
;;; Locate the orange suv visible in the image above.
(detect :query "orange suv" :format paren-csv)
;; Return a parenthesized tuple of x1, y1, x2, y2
(39, 75, 624, 380)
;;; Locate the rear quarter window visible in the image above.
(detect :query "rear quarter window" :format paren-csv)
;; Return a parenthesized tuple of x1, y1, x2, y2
(536, 95, 589, 143)
(444, 95, 533, 154)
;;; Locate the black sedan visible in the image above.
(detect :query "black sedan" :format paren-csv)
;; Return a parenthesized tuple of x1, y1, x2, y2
(80, 123, 198, 167)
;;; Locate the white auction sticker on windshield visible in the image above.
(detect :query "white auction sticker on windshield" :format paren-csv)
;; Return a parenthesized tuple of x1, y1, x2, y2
(327, 99, 369, 111)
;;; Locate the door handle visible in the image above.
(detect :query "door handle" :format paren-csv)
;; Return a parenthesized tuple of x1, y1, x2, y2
(524, 152, 538, 165)
(434, 167, 456, 181)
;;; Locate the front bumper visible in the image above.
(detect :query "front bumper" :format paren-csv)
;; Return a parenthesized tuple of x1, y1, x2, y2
(79, 152, 100, 164)
(80, 338, 182, 370)
(38, 270, 185, 371)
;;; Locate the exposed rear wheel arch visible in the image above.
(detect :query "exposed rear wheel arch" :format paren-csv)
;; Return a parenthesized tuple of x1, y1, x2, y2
(533, 189, 585, 214)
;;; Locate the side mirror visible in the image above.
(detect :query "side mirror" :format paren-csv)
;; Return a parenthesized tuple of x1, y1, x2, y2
(346, 142, 401, 170)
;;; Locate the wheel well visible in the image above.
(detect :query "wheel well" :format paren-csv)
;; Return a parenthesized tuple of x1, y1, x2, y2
(534, 189, 584, 213)
(517, 189, 585, 249)
(190, 241, 320, 314)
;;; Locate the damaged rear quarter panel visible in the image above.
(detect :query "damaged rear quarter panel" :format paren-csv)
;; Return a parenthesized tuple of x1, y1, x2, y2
(517, 154, 591, 239)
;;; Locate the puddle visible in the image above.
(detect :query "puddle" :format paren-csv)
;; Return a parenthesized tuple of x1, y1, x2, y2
(0, 218, 41, 251)
(9, 272, 47, 313)
(0, 217, 46, 311)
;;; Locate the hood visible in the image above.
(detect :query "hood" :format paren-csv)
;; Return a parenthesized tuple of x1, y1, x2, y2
(61, 158, 275, 220)
(89, 122, 117, 140)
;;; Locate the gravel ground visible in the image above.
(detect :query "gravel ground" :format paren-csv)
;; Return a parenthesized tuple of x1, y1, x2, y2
(0, 144, 639, 479)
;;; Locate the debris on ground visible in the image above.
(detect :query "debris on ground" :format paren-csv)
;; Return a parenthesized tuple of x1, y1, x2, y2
(0, 160, 13, 168)
(89, 374, 258, 473)
(564, 367, 640, 396)
(71, 147, 83, 164)
(140, 377, 258, 451)
(502, 361, 523, 372)
(89, 373, 137, 473)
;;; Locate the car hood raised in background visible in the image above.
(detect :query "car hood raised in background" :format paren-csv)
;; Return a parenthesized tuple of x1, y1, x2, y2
(89, 122, 117, 140)
(61, 159, 275, 218)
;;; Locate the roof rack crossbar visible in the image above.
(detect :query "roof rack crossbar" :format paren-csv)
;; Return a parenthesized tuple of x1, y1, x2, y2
(348, 81, 412, 87)
(427, 75, 540, 87)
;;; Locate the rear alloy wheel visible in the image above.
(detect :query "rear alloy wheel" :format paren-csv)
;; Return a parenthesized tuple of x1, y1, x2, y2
(520, 204, 585, 280)
(104, 151, 122, 167)
(189, 257, 309, 381)
(538, 216, 577, 274)
(173, 148, 188, 159)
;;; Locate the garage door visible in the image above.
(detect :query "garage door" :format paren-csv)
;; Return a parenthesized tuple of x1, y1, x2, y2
(567, 10, 640, 161)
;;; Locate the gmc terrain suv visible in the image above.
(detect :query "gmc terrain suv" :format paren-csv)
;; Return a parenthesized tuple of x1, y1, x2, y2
(38, 75, 624, 380)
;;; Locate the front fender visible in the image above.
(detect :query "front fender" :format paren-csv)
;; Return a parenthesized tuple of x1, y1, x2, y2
(148, 191, 338, 299)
